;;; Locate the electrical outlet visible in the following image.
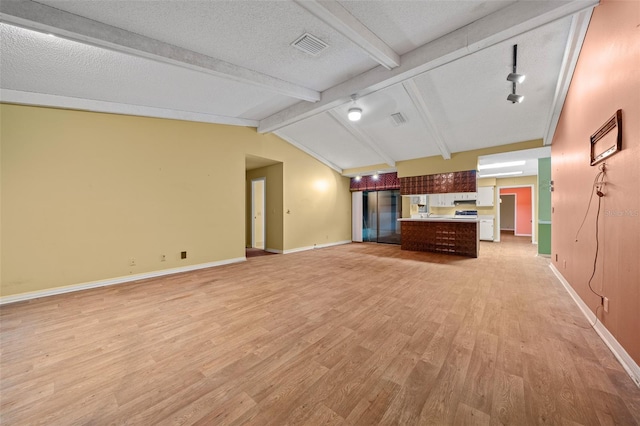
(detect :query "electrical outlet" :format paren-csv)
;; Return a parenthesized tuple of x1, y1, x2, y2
(555, 254, 558, 261)
(604, 297, 609, 313)
(181, 251, 187, 259)
(161, 254, 166, 262)
(129, 258, 136, 266)
(563, 260, 567, 269)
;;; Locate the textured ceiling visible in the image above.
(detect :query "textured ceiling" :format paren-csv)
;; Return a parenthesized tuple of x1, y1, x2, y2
(339, 0, 516, 55)
(0, 0, 597, 174)
(33, 0, 377, 91)
(0, 24, 299, 121)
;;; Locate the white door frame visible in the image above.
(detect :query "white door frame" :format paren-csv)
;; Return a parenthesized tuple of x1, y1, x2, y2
(352, 191, 363, 242)
(496, 184, 535, 243)
(251, 178, 266, 249)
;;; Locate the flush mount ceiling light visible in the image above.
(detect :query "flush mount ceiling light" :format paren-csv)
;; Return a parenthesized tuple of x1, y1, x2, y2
(355, 175, 362, 181)
(478, 160, 526, 170)
(372, 173, 379, 180)
(347, 94, 362, 121)
(507, 44, 525, 104)
(348, 107, 362, 121)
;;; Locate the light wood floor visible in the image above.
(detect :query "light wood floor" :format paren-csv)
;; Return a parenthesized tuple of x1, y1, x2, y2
(2, 237, 640, 425)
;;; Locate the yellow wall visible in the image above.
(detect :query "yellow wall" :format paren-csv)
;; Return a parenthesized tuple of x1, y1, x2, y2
(284, 158, 352, 250)
(396, 139, 543, 177)
(1, 104, 351, 297)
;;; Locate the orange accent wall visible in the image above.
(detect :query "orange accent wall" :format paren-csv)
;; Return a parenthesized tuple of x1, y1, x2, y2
(500, 187, 532, 235)
(551, 0, 640, 365)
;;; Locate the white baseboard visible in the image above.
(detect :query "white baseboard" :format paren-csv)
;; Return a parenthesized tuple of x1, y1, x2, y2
(0, 257, 246, 306)
(550, 264, 640, 388)
(265, 248, 283, 254)
(283, 240, 351, 254)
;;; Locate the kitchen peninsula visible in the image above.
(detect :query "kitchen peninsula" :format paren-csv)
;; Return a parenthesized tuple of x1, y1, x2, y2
(398, 216, 479, 258)
(398, 169, 479, 258)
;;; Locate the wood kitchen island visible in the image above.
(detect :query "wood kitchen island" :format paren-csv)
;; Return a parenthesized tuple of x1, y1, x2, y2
(399, 218, 479, 258)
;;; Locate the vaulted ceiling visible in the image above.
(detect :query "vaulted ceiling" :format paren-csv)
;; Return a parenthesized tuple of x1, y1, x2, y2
(0, 0, 598, 174)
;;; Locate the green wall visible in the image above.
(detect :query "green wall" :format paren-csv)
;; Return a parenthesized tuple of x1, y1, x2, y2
(537, 157, 551, 255)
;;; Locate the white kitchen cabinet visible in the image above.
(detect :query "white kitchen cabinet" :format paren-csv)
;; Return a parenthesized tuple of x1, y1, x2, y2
(480, 219, 494, 241)
(453, 192, 477, 202)
(442, 193, 455, 207)
(476, 187, 494, 206)
(430, 192, 476, 207)
(429, 194, 440, 208)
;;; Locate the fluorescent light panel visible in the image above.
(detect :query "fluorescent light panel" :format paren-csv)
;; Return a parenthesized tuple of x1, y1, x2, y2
(478, 160, 525, 170)
(478, 171, 523, 178)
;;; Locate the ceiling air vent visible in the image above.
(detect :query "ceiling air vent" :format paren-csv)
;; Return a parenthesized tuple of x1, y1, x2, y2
(291, 33, 328, 56)
(390, 112, 407, 126)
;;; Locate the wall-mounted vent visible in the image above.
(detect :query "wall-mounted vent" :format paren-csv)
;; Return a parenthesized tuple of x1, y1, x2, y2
(390, 112, 407, 126)
(291, 33, 328, 56)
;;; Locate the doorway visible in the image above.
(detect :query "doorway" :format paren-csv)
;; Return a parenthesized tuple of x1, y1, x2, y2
(251, 178, 265, 249)
(497, 185, 534, 242)
(500, 194, 516, 232)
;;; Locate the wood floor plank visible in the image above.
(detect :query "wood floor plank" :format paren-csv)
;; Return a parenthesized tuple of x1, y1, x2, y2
(2, 236, 639, 424)
(378, 360, 439, 425)
(420, 344, 473, 424)
(460, 331, 499, 415)
(454, 402, 491, 426)
(490, 368, 526, 426)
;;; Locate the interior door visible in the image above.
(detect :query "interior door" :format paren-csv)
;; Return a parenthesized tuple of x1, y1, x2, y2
(251, 178, 265, 249)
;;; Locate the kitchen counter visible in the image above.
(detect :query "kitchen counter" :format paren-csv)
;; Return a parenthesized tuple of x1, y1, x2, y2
(399, 217, 479, 223)
(399, 217, 479, 258)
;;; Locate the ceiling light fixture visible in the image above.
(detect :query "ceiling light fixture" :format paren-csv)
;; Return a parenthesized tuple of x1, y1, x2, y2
(478, 160, 526, 170)
(348, 107, 362, 121)
(478, 171, 523, 178)
(355, 175, 362, 181)
(507, 44, 525, 104)
(347, 94, 362, 121)
(372, 173, 379, 180)
(507, 73, 525, 84)
(507, 93, 524, 103)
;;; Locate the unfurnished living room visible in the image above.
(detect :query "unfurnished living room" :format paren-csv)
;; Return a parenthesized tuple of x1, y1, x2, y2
(1, 0, 639, 424)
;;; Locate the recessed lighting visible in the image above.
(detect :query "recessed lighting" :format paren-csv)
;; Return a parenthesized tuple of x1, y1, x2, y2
(355, 175, 361, 181)
(372, 173, 379, 180)
(478, 160, 526, 170)
(478, 171, 523, 178)
(348, 107, 362, 121)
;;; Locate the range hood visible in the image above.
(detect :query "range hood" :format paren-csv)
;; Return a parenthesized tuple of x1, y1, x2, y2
(454, 199, 477, 205)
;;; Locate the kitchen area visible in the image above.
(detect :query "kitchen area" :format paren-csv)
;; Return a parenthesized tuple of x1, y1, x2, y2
(351, 147, 549, 258)
(351, 170, 496, 258)
(404, 190, 495, 241)
(399, 190, 495, 258)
